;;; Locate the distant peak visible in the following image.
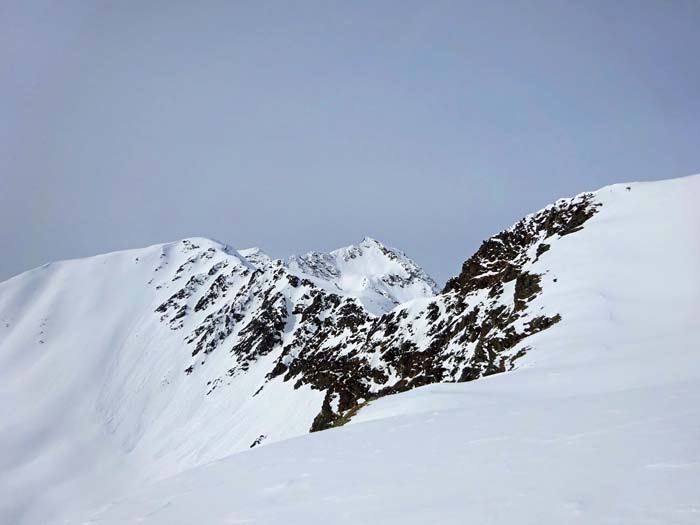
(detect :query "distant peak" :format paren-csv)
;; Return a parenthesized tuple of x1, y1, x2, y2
(285, 236, 439, 314)
(360, 236, 382, 246)
(238, 247, 273, 269)
(332, 237, 391, 258)
(238, 247, 263, 256)
(175, 237, 234, 253)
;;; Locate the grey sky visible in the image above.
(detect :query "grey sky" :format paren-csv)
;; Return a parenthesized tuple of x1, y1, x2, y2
(2, 1, 699, 284)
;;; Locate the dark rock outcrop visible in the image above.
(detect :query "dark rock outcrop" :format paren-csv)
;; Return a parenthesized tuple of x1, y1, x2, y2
(155, 193, 600, 432)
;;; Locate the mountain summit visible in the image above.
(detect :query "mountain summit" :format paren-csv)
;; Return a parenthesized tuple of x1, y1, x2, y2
(287, 236, 439, 314)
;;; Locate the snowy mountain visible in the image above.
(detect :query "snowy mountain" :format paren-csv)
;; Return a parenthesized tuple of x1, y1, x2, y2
(236, 246, 272, 269)
(287, 236, 439, 315)
(1, 175, 699, 524)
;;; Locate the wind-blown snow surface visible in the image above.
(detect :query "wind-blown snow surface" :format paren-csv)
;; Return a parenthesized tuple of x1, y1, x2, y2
(2, 175, 699, 524)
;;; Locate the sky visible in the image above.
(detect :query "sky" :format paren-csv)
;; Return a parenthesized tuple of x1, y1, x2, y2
(2, 1, 699, 285)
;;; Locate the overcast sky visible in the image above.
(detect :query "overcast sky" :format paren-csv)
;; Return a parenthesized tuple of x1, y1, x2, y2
(2, 1, 699, 284)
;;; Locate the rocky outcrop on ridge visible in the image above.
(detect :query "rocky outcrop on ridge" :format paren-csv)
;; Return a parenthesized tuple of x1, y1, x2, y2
(153, 191, 601, 432)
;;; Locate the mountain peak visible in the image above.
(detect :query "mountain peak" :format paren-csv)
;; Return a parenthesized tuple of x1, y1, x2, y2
(359, 236, 382, 247)
(238, 247, 273, 269)
(288, 238, 437, 315)
(172, 236, 233, 253)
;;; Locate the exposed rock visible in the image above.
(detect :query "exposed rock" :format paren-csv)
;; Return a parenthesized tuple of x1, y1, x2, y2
(153, 193, 600, 432)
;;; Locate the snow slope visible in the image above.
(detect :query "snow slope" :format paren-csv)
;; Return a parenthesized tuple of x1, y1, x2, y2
(0, 238, 317, 523)
(79, 376, 700, 525)
(76, 175, 700, 524)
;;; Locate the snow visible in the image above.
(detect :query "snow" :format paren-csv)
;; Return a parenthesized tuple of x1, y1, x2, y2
(0, 238, 325, 524)
(287, 236, 439, 315)
(1, 175, 699, 524)
(76, 379, 700, 525)
(237, 247, 272, 269)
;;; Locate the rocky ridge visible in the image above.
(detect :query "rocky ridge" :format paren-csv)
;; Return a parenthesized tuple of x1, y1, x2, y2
(154, 191, 600, 434)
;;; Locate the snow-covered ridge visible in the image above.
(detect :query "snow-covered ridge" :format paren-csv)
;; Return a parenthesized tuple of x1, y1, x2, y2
(2, 174, 699, 525)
